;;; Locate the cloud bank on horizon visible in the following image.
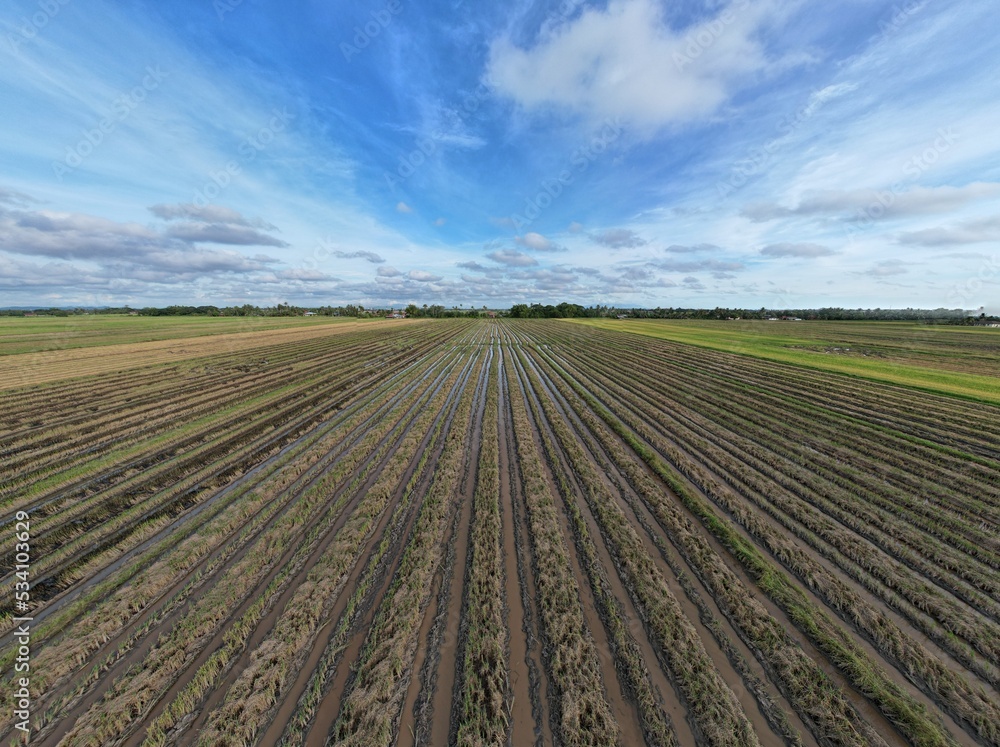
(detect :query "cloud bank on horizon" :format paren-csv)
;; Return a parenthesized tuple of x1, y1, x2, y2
(1, 0, 998, 310)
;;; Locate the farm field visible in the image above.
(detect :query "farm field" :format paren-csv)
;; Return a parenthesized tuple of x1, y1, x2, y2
(570, 318, 1000, 404)
(1, 318, 998, 747)
(0, 317, 404, 391)
(0, 315, 372, 357)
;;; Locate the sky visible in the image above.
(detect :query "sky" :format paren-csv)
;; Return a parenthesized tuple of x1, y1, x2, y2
(1, 0, 998, 311)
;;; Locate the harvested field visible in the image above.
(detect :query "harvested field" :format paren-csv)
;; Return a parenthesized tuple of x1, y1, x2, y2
(0, 317, 405, 390)
(2, 318, 997, 746)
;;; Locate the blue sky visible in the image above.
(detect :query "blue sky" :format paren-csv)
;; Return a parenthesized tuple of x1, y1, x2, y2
(1, 0, 998, 310)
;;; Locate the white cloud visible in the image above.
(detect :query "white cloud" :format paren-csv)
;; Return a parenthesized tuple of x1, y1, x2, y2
(396, 201, 413, 214)
(7, 212, 209, 260)
(515, 232, 563, 251)
(863, 259, 912, 277)
(277, 268, 338, 282)
(486, 0, 788, 132)
(664, 243, 718, 253)
(654, 258, 745, 274)
(801, 83, 859, 117)
(590, 228, 646, 249)
(408, 269, 443, 282)
(456, 260, 489, 272)
(897, 215, 1000, 246)
(0, 188, 36, 207)
(486, 248, 538, 267)
(743, 183, 1000, 222)
(164, 222, 288, 247)
(330, 250, 385, 264)
(760, 242, 836, 258)
(149, 203, 275, 229)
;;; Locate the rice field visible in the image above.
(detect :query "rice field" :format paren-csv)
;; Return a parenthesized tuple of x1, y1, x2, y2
(1, 317, 997, 746)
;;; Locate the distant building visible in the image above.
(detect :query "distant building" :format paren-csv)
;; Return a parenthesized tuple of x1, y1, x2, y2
(304, 311, 317, 316)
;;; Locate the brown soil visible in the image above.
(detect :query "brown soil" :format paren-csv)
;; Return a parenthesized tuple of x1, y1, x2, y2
(9, 320, 994, 747)
(0, 320, 416, 389)
(497, 345, 546, 747)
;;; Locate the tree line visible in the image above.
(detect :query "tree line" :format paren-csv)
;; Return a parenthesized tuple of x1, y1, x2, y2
(507, 304, 988, 322)
(2, 304, 994, 324)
